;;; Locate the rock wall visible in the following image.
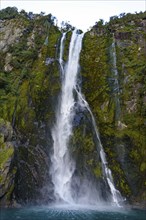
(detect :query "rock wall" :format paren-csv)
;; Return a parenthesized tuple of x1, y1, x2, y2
(80, 13, 146, 208)
(0, 10, 61, 206)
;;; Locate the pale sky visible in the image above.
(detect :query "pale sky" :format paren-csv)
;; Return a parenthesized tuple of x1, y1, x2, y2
(1, 0, 146, 31)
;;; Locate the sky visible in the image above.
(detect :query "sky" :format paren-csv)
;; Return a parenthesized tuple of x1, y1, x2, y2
(1, 0, 146, 31)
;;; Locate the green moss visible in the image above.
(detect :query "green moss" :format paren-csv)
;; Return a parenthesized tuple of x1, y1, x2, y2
(87, 159, 94, 166)
(93, 166, 102, 177)
(0, 146, 14, 169)
(0, 175, 3, 183)
(83, 134, 94, 153)
(6, 183, 14, 200)
(0, 133, 4, 144)
(80, 32, 113, 127)
(119, 179, 131, 196)
(46, 27, 61, 58)
(63, 31, 72, 62)
(140, 162, 146, 172)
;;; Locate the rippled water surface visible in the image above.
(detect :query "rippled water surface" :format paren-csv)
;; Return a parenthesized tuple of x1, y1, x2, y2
(1, 205, 146, 220)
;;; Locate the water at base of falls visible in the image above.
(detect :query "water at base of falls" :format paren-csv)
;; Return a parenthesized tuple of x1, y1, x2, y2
(1, 206, 146, 220)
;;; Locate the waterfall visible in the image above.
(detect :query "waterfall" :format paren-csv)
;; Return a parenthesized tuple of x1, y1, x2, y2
(76, 90, 124, 207)
(111, 36, 121, 122)
(50, 30, 123, 207)
(111, 36, 127, 129)
(59, 32, 66, 75)
(50, 30, 84, 204)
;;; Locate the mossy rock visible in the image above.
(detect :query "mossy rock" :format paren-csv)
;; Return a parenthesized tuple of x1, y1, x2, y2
(0, 144, 14, 170)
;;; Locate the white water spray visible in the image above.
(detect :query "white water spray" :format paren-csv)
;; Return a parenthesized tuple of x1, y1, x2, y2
(50, 30, 84, 203)
(59, 32, 66, 74)
(76, 90, 124, 207)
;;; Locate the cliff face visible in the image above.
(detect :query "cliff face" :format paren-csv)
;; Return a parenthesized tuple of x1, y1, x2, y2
(80, 14, 146, 208)
(0, 9, 61, 206)
(0, 8, 146, 208)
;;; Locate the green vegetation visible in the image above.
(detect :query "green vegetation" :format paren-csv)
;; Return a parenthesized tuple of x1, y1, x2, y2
(80, 11, 146, 201)
(0, 146, 14, 169)
(0, 7, 19, 20)
(93, 166, 102, 177)
(0, 7, 62, 206)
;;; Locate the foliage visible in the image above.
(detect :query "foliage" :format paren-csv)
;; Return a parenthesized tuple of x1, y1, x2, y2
(0, 7, 19, 20)
(0, 146, 14, 169)
(60, 21, 74, 32)
(80, 11, 146, 200)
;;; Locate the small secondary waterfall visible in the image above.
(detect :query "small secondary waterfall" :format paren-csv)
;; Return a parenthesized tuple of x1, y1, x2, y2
(76, 90, 123, 207)
(111, 36, 127, 129)
(59, 32, 66, 75)
(50, 30, 84, 204)
(111, 36, 121, 122)
(50, 30, 123, 207)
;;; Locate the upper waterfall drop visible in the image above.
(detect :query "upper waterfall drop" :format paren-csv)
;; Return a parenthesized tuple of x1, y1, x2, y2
(50, 30, 84, 204)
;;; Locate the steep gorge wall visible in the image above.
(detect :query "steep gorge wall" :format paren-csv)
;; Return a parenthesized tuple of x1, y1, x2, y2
(0, 12, 62, 206)
(80, 15, 146, 208)
(0, 9, 146, 208)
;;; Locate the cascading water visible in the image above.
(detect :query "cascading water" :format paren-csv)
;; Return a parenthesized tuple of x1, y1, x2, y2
(50, 30, 84, 204)
(50, 30, 123, 207)
(111, 36, 121, 122)
(76, 89, 124, 207)
(59, 32, 66, 75)
(111, 36, 127, 129)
